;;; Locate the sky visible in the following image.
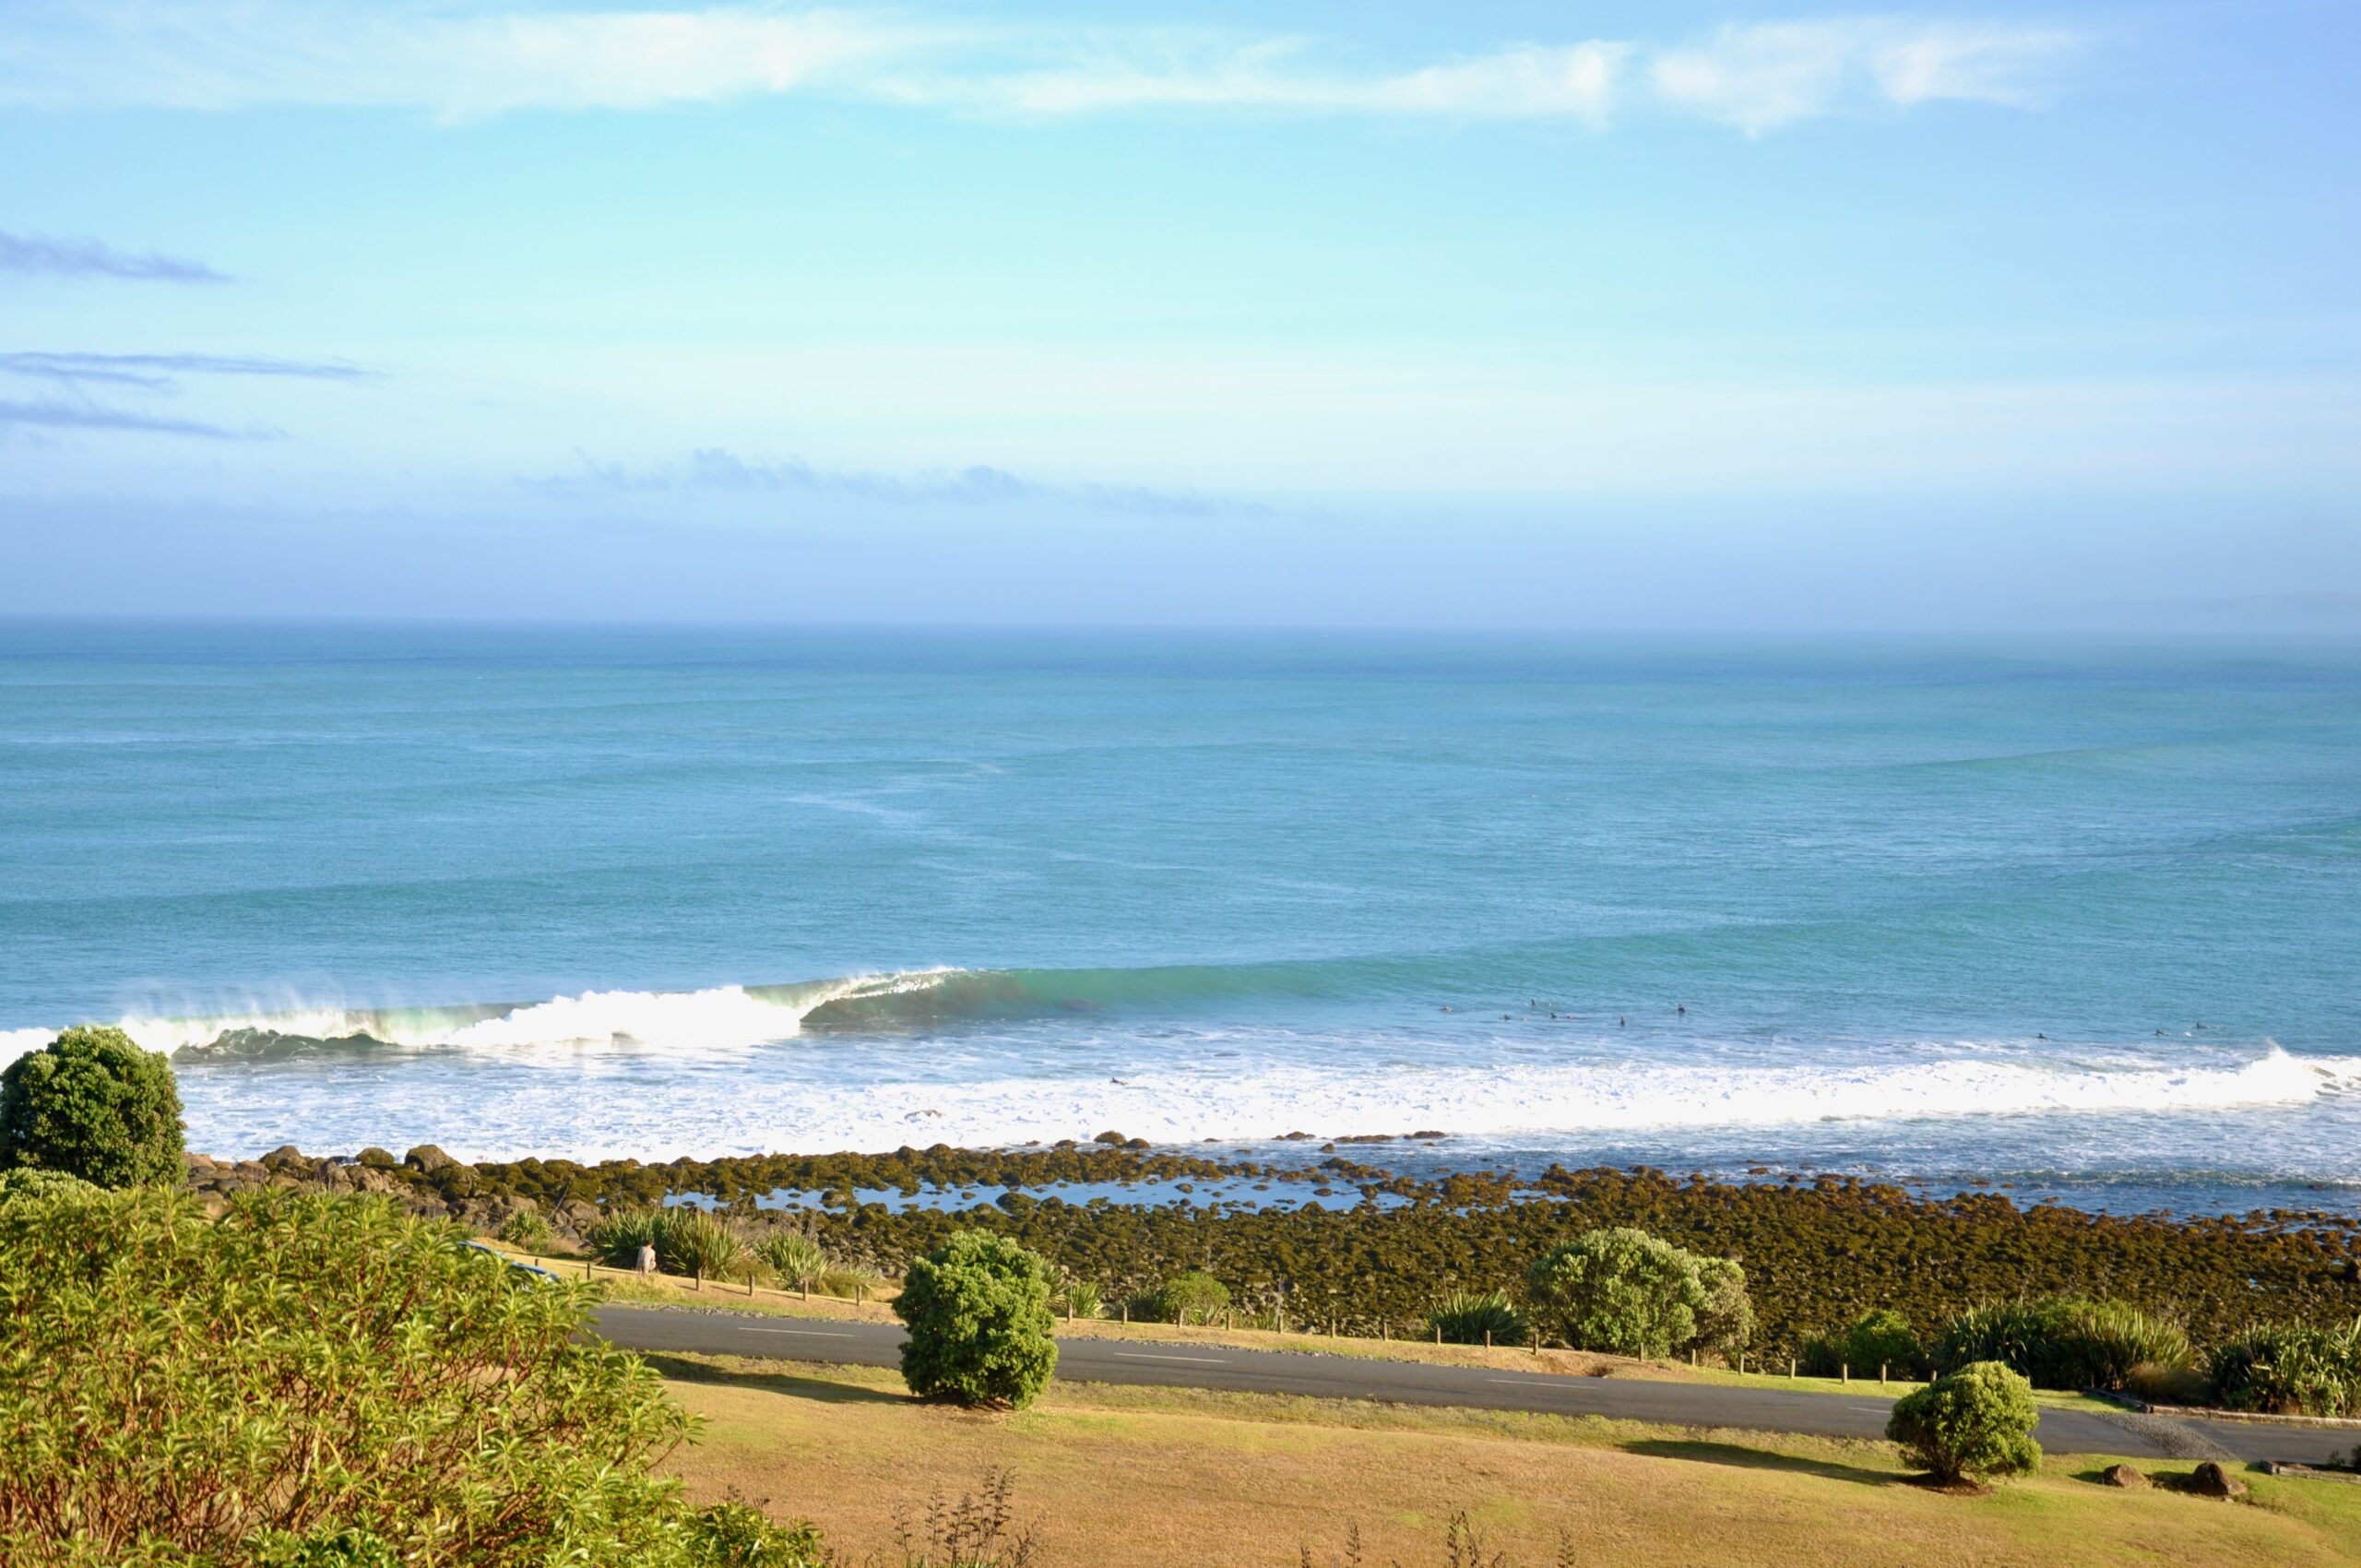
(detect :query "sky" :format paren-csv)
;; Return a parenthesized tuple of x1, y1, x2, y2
(1, 0, 2356, 629)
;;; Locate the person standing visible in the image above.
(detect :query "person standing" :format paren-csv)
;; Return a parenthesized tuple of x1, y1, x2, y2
(635, 1241, 657, 1277)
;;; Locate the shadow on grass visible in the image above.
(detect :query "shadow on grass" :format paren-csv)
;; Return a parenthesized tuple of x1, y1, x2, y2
(1625, 1438, 1903, 1489)
(642, 1352, 911, 1407)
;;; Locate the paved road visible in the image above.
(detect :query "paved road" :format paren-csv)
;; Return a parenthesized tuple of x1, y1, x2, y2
(592, 1305, 2357, 1464)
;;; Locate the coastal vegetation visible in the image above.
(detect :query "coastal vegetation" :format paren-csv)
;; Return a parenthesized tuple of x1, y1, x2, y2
(1427, 1289, 1526, 1346)
(1524, 1227, 1749, 1360)
(327, 1145, 2361, 1367)
(0, 1025, 184, 1188)
(2207, 1319, 2361, 1417)
(896, 1229, 1060, 1409)
(1885, 1361, 2044, 1486)
(0, 1183, 823, 1567)
(1932, 1296, 2195, 1392)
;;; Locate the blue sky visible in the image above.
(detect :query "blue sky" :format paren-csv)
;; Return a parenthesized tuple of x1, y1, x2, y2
(2, 0, 2356, 627)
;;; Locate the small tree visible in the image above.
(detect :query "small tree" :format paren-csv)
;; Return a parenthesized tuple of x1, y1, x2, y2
(896, 1230, 1059, 1409)
(1526, 1228, 1710, 1360)
(0, 1026, 184, 1188)
(1141, 1270, 1231, 1325)
(1886, 1360, 2042, 1485)
(1693, 1256, 1754, 1359)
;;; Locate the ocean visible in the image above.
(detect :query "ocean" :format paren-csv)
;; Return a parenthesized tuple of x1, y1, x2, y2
(4, 619, 2356, 1216)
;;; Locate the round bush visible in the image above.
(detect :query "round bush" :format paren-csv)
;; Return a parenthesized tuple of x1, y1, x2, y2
(0, 1186, 721, 1563)
(1428, 1289, 1526, 1347)
(895, 1229, 1060, 1408)
(1525, 1228, 1711, 1360)
(1145, 1270, 1231, 1324)
(1886, 1360, 2043, 1485)
(0, 1026, 185, 1189)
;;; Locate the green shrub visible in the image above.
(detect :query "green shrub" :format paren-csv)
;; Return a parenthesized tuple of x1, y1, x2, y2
(588, 1207, 669, 1267)
(759, 1232, 830, 1290)
(2208, 1320, 2361, 1417)
(497, 1206, 556, 1252)
(252, 1526, 402, 1567)
(1525, 1227, 1715, 1360)
(0, 1185, 730, 1564)
(1427, 1289, 1526, 1347)
(1137, 1269, 1231, 1325)
(1056, 1277, 1104, 1318)
(895, 1229, 1059, 1408)
(0, 1167, 99, 1206)
(0, 1026, 185, 1189)
(1693, 1255, 1754, 1358)
(1935, 1296, 2192, 1391)
(1886, 1360, 2042, 1485)
(681, 1498, 830, 1567)
(660, 1207, 743, 1280)
(819, 1263, 884, 1300)
(1804, 1308, 1923, 1378)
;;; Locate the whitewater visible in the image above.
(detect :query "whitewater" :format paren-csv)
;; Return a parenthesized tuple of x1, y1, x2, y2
(5, 623, 2357, 1213)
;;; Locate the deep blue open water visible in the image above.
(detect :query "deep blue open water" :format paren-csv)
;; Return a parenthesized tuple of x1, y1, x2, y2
(4, 620, 2356, 1215)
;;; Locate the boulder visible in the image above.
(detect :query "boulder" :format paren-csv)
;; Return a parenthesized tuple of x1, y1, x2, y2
(259, 1144, 307, 1170)
(2099, 1465, 2147, 1489)
(404, 1144, 460, 1174)
(355, 1146, 398, 1169)
(2187, 1462, 2249, 1500)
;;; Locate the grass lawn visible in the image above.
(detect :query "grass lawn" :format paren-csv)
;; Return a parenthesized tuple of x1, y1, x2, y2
(653, 1353, 2361, 1568)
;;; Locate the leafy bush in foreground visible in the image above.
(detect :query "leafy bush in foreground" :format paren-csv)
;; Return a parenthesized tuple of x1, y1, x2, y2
(896, 1229, 1059, 1408)
(0, 1185, 819, 1567)
(1525, 1227, 1739, 1360)
(1886, 1361, 2042, 1485)
(0, 1026, 185, 1188)
(1427, 1289, 1526, 1347)
(2208, 1319, 2361, 1417)
(1934, 1296, 2192, 1391)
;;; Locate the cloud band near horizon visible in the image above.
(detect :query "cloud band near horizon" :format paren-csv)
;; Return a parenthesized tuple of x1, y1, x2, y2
(0, 5, 2083, 133)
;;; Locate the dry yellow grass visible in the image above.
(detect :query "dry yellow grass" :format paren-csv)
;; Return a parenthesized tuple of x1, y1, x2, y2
(653, 1354, 2361, 1568)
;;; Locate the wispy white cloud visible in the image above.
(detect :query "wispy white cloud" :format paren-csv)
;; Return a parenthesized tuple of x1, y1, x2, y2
(0, 4, 2082, 131)
(0, 2, 943, 119)
(1651, 18, 2082, 134)
(0, 230, 227, 281)
(537, 446, 1255, 517)
(881, 35, 1624, 124)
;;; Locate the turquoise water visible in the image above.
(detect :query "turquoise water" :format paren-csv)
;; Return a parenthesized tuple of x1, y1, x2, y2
(4, 621, 2357, 1213)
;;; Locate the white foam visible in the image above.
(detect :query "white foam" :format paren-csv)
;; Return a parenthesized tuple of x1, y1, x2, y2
(157, 1035, 2361, 1164)
(57, 970, 965, 1059)
(0, 1028, 56, 1068)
